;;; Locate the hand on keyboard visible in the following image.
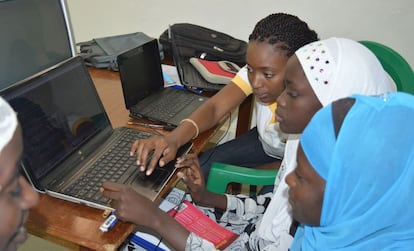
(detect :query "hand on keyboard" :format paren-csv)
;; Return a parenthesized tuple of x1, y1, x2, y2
(131, 135, 179, 176)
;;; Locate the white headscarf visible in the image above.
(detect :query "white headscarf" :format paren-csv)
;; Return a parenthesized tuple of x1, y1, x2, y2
(0, 96, 17, 154)
(257, 37, 396, 247)
(296, 37, 396, 106)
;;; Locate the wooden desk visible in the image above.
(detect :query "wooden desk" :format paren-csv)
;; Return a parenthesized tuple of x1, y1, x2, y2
(25, 68, 222, 251)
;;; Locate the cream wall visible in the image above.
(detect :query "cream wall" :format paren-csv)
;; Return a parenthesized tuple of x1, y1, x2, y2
(66, 0, 414, 67)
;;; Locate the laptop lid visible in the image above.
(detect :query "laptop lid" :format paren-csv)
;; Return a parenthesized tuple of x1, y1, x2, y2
(2, 56, 193, 210)
(1, 56, 114, 192)
(117, 39, 164, 110)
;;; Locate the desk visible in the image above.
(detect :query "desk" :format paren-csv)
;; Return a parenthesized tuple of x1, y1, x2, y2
(25, 68, 222, 251)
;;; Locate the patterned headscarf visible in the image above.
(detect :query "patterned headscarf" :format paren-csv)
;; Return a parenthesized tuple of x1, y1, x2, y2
(296, 37, 396, 106)
(0, 96, 17, 154)
(292, 92, 414, 250)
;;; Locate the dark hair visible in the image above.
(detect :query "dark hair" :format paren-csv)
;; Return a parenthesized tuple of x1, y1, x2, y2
(249, 13, 319, 57)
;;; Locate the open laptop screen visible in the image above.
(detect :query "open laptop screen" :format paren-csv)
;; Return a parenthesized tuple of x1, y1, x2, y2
(0, 0, 76, 90)
(117, 39, 164, 110)
(1, 57, 111, 181)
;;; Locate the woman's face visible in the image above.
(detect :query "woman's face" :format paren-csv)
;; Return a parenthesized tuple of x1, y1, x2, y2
(246, 40, 289, 104)
(285, 144, 325, 226)
(275, 55, 322, 134)
(0, 126, 39, 251)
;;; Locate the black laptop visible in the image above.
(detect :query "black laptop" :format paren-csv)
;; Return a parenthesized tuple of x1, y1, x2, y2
(117, 39, 208, 129)
(0, 56, 192, 210)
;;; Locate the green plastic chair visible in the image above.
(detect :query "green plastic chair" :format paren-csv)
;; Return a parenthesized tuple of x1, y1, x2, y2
(206, 162, 278, 194)
(359, 40, 414, 94)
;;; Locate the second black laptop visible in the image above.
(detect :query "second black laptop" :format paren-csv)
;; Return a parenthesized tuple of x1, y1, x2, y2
(117, 39, 208, 129)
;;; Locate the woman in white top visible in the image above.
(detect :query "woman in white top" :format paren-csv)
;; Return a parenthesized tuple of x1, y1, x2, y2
(130, 13, 318, 179)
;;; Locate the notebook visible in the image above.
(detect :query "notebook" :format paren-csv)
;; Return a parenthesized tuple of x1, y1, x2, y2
(0, 56, 192, 211)
(117, 39, 208, 129)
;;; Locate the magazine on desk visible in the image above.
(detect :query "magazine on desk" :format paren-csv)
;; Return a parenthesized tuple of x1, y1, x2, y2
(168, 200, 239, 250)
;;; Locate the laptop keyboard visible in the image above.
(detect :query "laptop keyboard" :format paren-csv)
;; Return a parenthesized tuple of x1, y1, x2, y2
(131, 89, 197, 122)
(63, 128, 156, 204)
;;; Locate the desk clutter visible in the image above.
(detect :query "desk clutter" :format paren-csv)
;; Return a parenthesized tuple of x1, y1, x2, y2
(77, 23, 247, 92)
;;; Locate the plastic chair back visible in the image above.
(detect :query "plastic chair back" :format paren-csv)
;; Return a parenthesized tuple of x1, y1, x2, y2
(359, 40, 414, 94)
(206, 162, 278, 194)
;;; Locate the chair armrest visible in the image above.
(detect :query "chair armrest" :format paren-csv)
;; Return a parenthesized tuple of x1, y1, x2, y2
(206, 162, 278, 194)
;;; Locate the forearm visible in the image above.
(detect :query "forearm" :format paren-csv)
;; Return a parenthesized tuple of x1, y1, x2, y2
(169, 83, 246, 144)
(164, 102, 222, 148)
(256, 159, 282, 170)
(188, 103, 226, 133)
(196, 190, 227, 210)
(150, 208, 190, 250)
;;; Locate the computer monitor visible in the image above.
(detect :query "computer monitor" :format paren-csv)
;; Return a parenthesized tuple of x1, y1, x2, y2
(0, 0, 76, 90)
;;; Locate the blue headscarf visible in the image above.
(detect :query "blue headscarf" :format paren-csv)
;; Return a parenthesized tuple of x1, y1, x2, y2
(291, 92, 414, 250)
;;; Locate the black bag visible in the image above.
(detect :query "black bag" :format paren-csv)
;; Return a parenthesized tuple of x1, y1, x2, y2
(77, 32, 156, 71)
(160, 23, 247, 91)
(160, 23, 247, 65)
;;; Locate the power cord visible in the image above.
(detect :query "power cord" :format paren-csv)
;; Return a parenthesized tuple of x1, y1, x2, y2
(153, 179, 188, 250)
(199, 112, 232, 167)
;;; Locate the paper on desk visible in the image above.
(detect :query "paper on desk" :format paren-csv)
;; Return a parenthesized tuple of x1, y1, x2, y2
(162, 64, 182, 87)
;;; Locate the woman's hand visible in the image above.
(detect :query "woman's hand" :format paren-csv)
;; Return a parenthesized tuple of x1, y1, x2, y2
(100, 181, 161, 227)
(130, 135, 180, 175)
(176, 154, 228, 209)
(101, 181, 190, 250)
(175, 154, 208, 204)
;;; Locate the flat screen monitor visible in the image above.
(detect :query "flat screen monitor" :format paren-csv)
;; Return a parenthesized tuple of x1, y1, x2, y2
(0, 0, 76, 90)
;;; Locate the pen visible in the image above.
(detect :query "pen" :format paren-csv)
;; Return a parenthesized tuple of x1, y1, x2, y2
(213, 46, 224, 52)
(187, 86, 203, 95)
(170, 85, 186, 91)
(127, 121, 165, 129)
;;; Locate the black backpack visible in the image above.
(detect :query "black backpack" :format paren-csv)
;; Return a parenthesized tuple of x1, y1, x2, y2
(160, 23, 247, 65)
(160, 23, 247, 91)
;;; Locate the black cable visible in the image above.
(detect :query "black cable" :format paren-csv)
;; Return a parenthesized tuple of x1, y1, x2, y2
(153, 179, 188, 250)
(199, 112, 232, 167)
